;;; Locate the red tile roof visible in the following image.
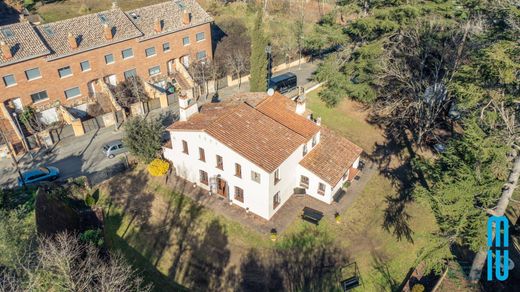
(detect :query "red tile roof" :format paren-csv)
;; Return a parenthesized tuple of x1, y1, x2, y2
(300, 127, 363, 186)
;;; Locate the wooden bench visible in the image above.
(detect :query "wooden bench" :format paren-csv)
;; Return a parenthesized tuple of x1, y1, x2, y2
(301, 207, 324, 225)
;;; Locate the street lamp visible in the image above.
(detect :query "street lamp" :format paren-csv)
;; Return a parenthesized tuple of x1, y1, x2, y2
(12, 112, 33, 160)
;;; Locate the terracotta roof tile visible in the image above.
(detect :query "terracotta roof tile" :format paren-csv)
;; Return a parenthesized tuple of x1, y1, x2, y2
(256, 92, 320, 139)
(300, 127, 363, 186)
(36, 8, 142, 61)
(127, 0, 213, 41)
(0, 22, 50, 67)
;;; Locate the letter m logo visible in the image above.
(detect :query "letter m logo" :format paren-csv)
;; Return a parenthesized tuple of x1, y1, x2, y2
(487, 216, 509, 281)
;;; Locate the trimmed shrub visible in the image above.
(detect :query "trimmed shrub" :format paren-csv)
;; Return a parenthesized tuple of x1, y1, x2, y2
(147, 159, 170, 177)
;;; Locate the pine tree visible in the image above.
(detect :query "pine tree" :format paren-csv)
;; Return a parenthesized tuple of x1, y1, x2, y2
(249, 9, 268, 92)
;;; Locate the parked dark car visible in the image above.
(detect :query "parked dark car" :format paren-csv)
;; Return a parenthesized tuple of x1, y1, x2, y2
(18, 166, 60, 187)
(269, 72, 297, 94)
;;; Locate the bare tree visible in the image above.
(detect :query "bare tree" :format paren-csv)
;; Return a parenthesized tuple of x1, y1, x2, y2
(113, 76, 149, 111)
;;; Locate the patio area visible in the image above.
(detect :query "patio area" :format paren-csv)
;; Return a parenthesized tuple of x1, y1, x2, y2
(165, 158, 376, 234)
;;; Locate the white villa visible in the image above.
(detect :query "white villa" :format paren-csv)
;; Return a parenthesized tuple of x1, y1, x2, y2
(163, 91, 363, 220)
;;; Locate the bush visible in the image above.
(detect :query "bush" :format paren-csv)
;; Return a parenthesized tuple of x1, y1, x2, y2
(85, 193, 95, 207)
(79, 229, 104, 247)
(411, 284, 425, 292)
(147, 159, 170, 177)
(123, 117, 164, 163)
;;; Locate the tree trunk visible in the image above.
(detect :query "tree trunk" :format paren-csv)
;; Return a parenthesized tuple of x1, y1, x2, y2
(468, 153, 520, 281)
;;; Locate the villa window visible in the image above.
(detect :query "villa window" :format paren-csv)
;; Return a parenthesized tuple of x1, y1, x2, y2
(303, 144, 308, 156)
(199, 170, 208, 185)
(318, 183, 326, 195)
(196, 32, 205, 42)
(235, 163, 242, 178)
(30, 90, 48, 103)
(273, 192, 280, 209)
(182, 140, 189, 154)
(64, 87, 81, 99)
(80, 60, 91, 72)
(300, 175, 309, 188)
(163, 42, 170, 52)
(234, 186, 244, 203)
(216, 155, 223, 170)
(199, 147, 205, 162)
(251, 171, 261, 183)
(182, 36, 190, 46)
(274, 169, 280, 185)
(145, 47, 156, 57)
(312, 135, 317, 147)
(104, 54, 114, 64)
(122, 48, 134, 59)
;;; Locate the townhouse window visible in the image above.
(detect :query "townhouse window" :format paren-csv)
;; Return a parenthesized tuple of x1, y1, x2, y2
(273, 192, 281, 209)
(216, 155, 223, 170)
(196, 51, 207, 61)
(122, 48, 134, 59)
(58, 66, 72, 78)
(303, 144, 308, 156)
(251, 171, 261, 183)
(145, 47, 156, 57)
(25, 68, 41, 80)
(312, 135, 317, 147)
(104, 54, 114, 64)
(318, 183, 326, 195)
(235, 163, 242, 178)
(199, 170, 208, 185)
(199, 147, 205, 162)
(274, 169, 280, 185)
(64, 87, 81, 99)
(2, 74, 16, 87)
(182, 140, 189, 154)
(163, 42, 170, 52)
(196, 32, 205, 42)
(30, 90, 48, 103)
(148, 66, 160, 76)
(300, 175, 309, 188)
(234, 186, 244, 203)
(80, 60, 91, 72)
(182, 36, 190, 46)
(124, 69, 137, 80)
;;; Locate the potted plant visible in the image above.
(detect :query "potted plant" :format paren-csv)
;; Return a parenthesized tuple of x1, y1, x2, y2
(335, 212, 341, 224)
(270, 228, 277, 242)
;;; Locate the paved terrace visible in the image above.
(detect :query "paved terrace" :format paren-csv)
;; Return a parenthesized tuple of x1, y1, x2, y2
(166, 157, 375, 234)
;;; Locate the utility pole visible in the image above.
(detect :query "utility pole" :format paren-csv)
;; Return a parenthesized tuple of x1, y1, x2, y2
(0, 128, 25, 189)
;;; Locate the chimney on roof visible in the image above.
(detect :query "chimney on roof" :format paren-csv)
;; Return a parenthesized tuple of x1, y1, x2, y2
(103, 24, 113, 40)
(19, 14, 26, 22)
(154, 18, 162, 33)
(0, 41, 12, 60)
(295, 86, 306, 115)
(178, 94, 198, 121)
(67, 33, 78, 49)
(182, 10, 191, 25)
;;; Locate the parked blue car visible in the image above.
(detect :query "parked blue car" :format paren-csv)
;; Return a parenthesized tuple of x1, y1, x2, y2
(18, 166, 60, 187)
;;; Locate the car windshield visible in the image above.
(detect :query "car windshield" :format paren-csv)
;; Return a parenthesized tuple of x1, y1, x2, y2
(103, 145, 110, 151)
(38, 167, 50, 174)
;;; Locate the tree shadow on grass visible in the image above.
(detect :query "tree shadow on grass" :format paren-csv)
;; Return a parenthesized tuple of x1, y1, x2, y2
(371, 250, 400, 292)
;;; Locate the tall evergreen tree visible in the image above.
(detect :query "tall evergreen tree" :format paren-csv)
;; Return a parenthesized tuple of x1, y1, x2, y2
(249, 9, 268, 92)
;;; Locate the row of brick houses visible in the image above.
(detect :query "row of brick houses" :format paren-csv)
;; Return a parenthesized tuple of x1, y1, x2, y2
(0, 0, 213, 155)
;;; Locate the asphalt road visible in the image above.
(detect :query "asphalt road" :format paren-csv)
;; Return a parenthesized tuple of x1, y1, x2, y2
(0, 61, 319, 188)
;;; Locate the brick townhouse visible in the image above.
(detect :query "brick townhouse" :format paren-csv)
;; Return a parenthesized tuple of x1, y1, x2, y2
(0, 0, 212, 154)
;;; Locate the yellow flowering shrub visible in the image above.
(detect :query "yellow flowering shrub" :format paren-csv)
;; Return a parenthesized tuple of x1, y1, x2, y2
(147, 159, 170, 177)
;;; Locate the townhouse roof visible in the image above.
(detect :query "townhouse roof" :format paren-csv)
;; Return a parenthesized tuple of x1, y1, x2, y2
(36, 8, 143, 61)
(127, 0, 213, 41)
(256, 92, 320, 139)
(169, 94, 310, 172)
(300, 127, 363, 186)
(0, 22, 50, 67)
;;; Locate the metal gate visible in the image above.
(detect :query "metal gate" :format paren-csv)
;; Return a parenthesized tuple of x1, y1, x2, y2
(82, 118, 100, 133)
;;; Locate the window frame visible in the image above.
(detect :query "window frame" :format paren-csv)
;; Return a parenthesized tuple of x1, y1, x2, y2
(80, 60, 91, 72)
(235, 163, 242, 178)
(196, 50, 207, 61)
(216, 155, 223, 170)
(25, 67, 41, 81)
(145, 47, 156, 57)
(273, 192, 281, 209)
(148, 65, 161, 76)
(162, 42, 171, 52)
(64, 86, 81, 99)
(300, 175, 309, 188)
(123, 68, 137, 80)
(196, 32, 205, 42)
(121, 48, 134, 60)
(182, 140, 189, 154)
(30, 90, 49, 103)
(58, 66, 73, 78)
(199, 147, 205, 162)
(182, 36, 190, 46)
(303, 144, 308, 156)
(318, 182, 326, 195)
(104, 53, 115, 64)
(199, 170, 208, 185)
(274, 169, 280, 185)
(251, 171, 261, 183)
(2, 74, 16, 87)
(312, 135, 317, 147)
(234, 186, 244, 203)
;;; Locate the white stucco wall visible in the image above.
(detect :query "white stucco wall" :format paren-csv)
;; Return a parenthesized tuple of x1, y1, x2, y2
(296, 165, 333, 204)
(164, 130, 271, 219)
